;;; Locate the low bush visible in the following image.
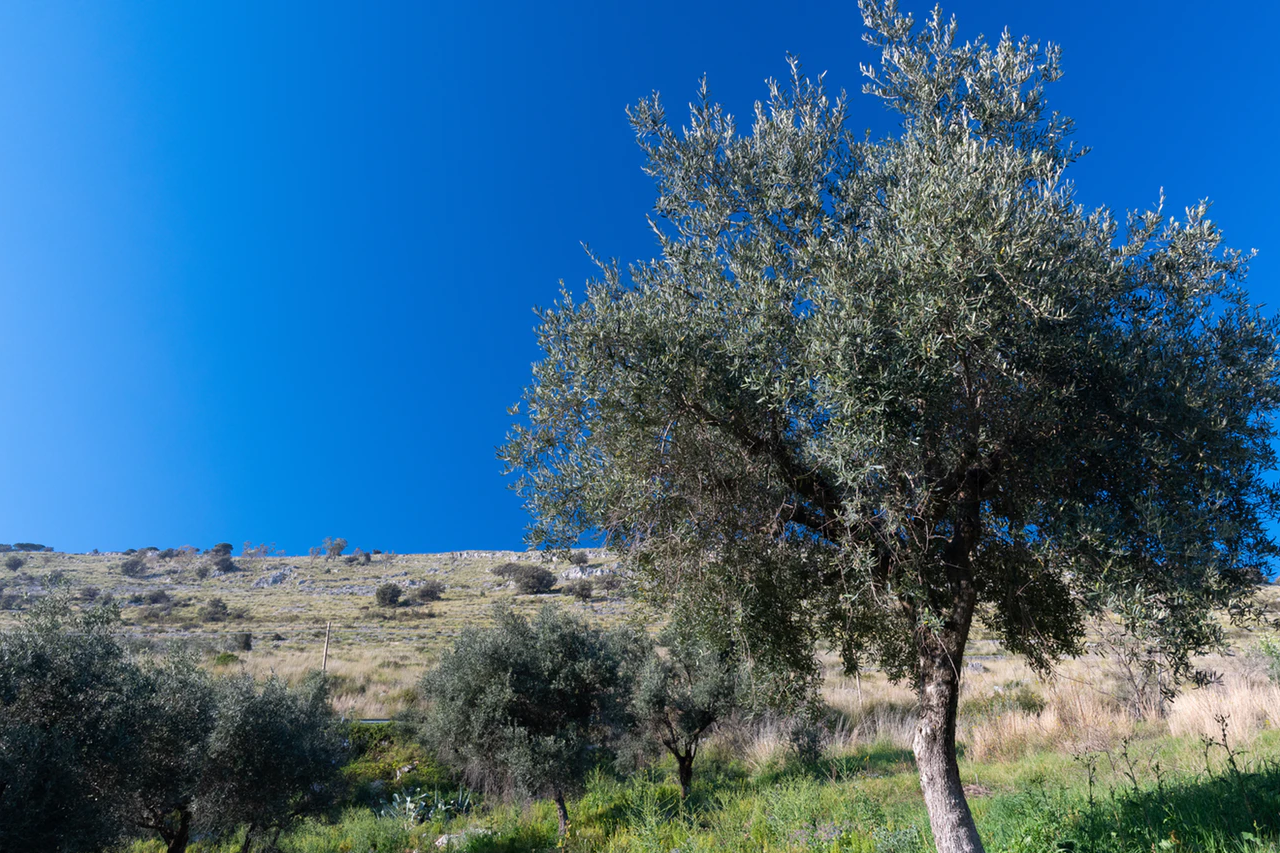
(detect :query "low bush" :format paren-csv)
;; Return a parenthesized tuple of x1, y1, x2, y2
(199, 598, 230, 622)
(511, 565, 556, 595)
(569, 551, 590, 566)
(416, 579, 446, 602)
(119, 554, 148, 578)
(491, 562, 524, 578)
(4, 555, 23, 571)
(376, 583, 403, 608)
(564, 579, 593, 601)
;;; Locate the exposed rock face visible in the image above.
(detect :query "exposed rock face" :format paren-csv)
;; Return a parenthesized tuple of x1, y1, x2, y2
(252, 567, 294, 588)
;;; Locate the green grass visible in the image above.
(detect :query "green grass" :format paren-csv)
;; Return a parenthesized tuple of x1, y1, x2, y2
(115, 729, 1271, 853)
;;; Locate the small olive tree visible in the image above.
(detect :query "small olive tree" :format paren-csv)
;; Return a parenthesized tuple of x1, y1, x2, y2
(420, 605, 639, 834)
(501, 3, 1280, 849)
(632, 625, 744, 798)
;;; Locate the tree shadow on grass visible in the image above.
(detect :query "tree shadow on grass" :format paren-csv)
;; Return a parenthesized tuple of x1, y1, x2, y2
(1080, 763, 1280, 850)
(820, 743, 916, 780)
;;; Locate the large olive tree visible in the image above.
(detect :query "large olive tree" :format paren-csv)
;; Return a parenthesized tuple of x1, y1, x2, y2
(502, 3, 1280, 850)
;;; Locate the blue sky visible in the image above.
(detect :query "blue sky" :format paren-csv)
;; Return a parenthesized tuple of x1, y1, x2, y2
(0, 1, 1276, 555)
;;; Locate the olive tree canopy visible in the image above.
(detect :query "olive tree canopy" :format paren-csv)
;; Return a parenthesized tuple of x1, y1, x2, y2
(501, 3, 1280, 850)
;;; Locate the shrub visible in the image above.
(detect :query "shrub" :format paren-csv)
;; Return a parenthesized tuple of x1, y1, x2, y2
(323, 537, 347, 559)
(158, 548, 178, 560)
(376, 583, 403, 607)
(569, 551, 590, 566)
(959, 681, 1046, 720)
(632, 624, 745, 797)
(512, 565, 556, 595)
(144, 589, 170, 605)
(565, 579, 594, 601)
(231, 631, 252, 652)
(491, 562, 524, 578)
(416, 579, 446, 602)
(213, 652, 240, 667)
(12, 543, 47, 552)
(198, 674, 346, 848)
(4, 555, 23, 571)
(119, 554, 147, 578)
(1257, 636, 1280, 683)
(0, 544, 9, 552)
(79, 586, 100, 602)
(199, 598, 230, 622)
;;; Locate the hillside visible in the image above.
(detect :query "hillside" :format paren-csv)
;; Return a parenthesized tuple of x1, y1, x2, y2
(0, 547, 656, 716)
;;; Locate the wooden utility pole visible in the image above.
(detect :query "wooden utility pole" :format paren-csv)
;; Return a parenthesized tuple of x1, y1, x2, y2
(322, 620, 331, 672)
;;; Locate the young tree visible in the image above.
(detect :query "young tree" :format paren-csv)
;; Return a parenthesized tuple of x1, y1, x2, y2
(322, 537, 347, 559)
(500, 4, 1280, 850)
(632, 626, 743, 798)
(420, 605, 639, 835)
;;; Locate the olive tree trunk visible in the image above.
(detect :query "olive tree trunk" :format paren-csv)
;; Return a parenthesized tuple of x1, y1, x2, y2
(675, 751, 694, 800)
(916, 648, 983, 852)
(553, 788, 569, 836)
(912, 561, 983, 853)
(163, 810, 192, 853)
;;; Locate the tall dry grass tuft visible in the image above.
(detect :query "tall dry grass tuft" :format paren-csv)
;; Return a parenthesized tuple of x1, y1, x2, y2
(1167, 674, 1280, 742)
(963, 681, 1134, 762)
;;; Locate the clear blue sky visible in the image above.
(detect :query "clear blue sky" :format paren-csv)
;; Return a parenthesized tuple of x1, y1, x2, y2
(0, 2, 1276, 555)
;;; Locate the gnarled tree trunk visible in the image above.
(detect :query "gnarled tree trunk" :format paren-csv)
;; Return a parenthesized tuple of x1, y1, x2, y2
(553, 788, 569, 836)
(675, 751, 694, 800)
(163, 809, 192, 853)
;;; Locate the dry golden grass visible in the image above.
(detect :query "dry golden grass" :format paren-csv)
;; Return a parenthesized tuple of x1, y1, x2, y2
(1168, 671, 1280, 742)
(0, 547, 649, 717)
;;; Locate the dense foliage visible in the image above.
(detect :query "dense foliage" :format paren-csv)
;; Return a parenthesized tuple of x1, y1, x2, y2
(419, 605, 640, 834)
(0, 596, 345, 853)
(0, 598, 145, 852)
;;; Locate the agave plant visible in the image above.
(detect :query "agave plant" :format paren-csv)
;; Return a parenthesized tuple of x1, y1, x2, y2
(380, 787, 474, 832)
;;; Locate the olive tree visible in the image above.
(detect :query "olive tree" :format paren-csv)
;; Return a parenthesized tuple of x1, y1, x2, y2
(125, 655, 219, 853)
(0, 596, 143, 852)
(501, 3, 1280, 850)
(632, 625, 743, 798)
(419, 605, 639, 835)
(196, 673, 346, 853)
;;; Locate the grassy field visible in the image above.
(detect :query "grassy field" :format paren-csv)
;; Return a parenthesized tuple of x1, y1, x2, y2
(8, 548, 1280, 851)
